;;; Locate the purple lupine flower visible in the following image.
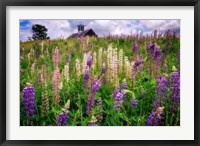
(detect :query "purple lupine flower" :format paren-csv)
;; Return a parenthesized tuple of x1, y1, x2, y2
(86, 78, 102, 115)
(121, 80, 127, 104)
(155, 49, 161, 65)
(154, 48, 161, 76)
(152, 99, 161, 110)
(23, 85, 36, 117)
(131, 60, 141, 87)
(96, 97, 103, 122)
(146, 107, 164, 126)
(156, 76, 167, 99)
(146, 111, 155, 126)
(134, 60, 141, 67)
(113, 89, 124, 110)
(87, 53, 92, 68)
(91, 79, 101, 93)
(169, 71, 180, 111)
(97, 98, 102, 110)
(149, 42, 155, 56)
(101, 62, 106, 75)
(86, 94, 95, 115)
(153, 76, 167, 109)
(131, 99, 138, 108)
(121, 82, 128, 89)
(132, 43, 139, 55)
(163, 64, 167, 73)
(57, 113, 69, 126)
(84, 66, 90, 92)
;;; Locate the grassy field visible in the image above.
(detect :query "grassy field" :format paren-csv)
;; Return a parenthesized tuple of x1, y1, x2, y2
(20, 33, 180, 126)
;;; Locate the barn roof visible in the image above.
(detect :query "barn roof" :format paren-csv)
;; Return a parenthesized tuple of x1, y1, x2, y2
(68, 29, 97, 38)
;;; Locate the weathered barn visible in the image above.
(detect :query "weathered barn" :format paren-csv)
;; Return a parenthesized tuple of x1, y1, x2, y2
(68, 24, 98, 38)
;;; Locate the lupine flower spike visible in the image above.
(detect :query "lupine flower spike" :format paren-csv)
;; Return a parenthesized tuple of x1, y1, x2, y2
(23, 83, 36, 125)
(163, 64, 167, 74)
(153, 76, 167, 109)
(88, 115, 98, 126)
(131, 61, 141, 87)
(101, 62, 106, 75)
(82, 53, 87, 74)
(42, 64, 47, 87)
(132, 43, 139, 60)
(121, 79, 127, 97)
(113, 48, 118, 87)
(139, 55, 143, 75)
(86, 74, 104, 115)
(31, 61, 36, 74)
(96, 97, 103, 123)
(113, 89, 124, 110)
(57, 100, 70, 126)
(75, 58, 81, 81)
(131, 99, 138, 108)
(53, 47, 60, 70)
(147, 107, 164, 126)
(52, 69, 61, 106)
(118, 49, 123, 74)
(124, 56, 131, 78)
(36, 71, 42, 85)
(42, 90, 49, 117)
(169, 66, 180, 111)
(98, 48, 103, 67)
(64, 62, 69, 83)
(87, 52, 92, 68)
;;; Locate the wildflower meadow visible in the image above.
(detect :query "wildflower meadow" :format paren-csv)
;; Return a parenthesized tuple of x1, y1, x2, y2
(20, 23, 180, 126)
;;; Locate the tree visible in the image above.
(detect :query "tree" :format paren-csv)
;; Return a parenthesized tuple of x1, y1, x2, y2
(31, 24, 50, 40)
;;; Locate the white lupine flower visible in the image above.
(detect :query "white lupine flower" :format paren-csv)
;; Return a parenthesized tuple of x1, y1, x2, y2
(75, 58, 81, 81)
(124, 56, 131, 78)
(92, 51, 97, 71)
(82, 53, 87, 74)
(118, 49, 123, 74)
(31, 62, 36, 74)
(64, 63, 69, 83)
(98, 47, 103, 67)
(113, 48, 118, 87)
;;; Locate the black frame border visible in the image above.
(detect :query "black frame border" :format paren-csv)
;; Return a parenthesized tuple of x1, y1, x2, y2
(0, 0, 199, 146)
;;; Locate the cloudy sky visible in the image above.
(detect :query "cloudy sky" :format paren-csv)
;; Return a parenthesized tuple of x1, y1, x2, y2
(20, 20, 180, 42)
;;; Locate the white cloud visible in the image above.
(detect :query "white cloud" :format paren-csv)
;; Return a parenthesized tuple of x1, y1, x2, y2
(28, 20, 74, 39)
(86, 20, 137, 36)
(136, 20, 180, 33)
(20, 20, 180, 42)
